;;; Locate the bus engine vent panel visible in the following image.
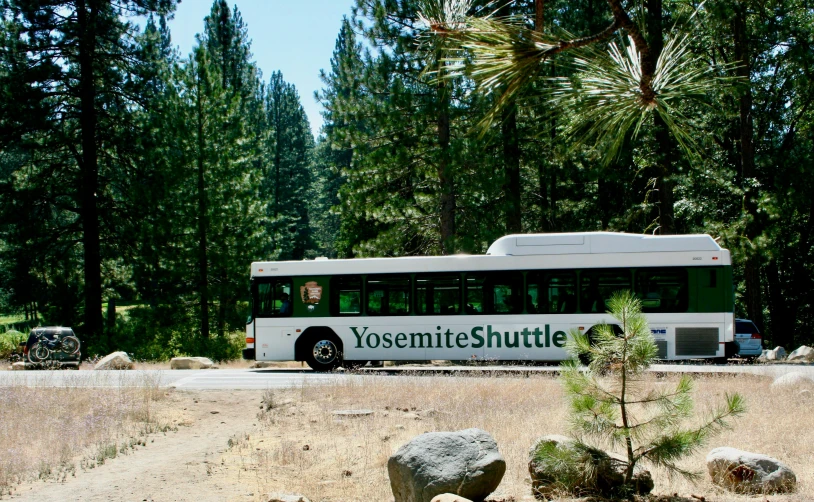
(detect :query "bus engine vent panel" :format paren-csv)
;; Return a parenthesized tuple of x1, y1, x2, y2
(675, 328, 719, 356)
(655, 340, 668, 359)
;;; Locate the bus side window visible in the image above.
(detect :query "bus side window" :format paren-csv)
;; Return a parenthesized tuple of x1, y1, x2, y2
(416, 274, 461, 315)
(488, 272, 523, 315)
(635, 268, 688, 313)
(366, 275, 411, 316)
(255, 278, 292, 317)
(548, 273, 576, 314)
(466, 272, 522, 314)
(331, 276, 362, 316)
(465, 274, 485, 314)
(580, 270, 631, 313)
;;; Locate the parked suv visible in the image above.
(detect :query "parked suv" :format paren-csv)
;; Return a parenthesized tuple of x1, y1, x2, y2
(735, 319, 762, 358)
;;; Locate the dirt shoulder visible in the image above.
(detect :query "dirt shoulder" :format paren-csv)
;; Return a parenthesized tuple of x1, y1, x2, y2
(8, 389, 265, 502)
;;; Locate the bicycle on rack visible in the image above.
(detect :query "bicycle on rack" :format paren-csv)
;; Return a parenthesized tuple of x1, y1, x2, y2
(26, 328, 81, 364)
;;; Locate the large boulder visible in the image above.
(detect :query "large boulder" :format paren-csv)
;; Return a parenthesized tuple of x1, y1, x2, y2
(770, 372, 814, 388)
(388, 428, 506, 502)
(787, 345, 814, 362)
(707, 447, 796, 493)
(758, 346, 786, 362)
(528, 435, 653, 500)
(431, 495, 473, 502)
(94, 351, 134, 370)
(170, 356, 216, 370)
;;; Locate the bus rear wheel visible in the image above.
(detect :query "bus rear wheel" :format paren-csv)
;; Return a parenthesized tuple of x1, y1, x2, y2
(305, 336, 343, 372)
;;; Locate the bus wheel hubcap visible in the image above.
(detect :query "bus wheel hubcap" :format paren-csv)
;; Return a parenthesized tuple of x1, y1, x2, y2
(313, 340, 337, 364)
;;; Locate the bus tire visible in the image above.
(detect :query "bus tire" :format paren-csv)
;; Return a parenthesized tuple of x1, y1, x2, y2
(303, 332, 343, 372)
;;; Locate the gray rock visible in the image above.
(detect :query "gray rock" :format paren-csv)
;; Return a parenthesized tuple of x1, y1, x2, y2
(771, 372, 814, 388)
(430, 494, 474, 502)
(94, 351, 134, 370)
(266, 494, 310, 502)
(11, 362, 26, 371)
(170, 356, 216, 370)
(331, 409, 374, 417)
(388, 428, 506, 502)
(766, 346, 787, 361)
(528, 435, 653, 499)
(787, 345, 814, 362)
(707, 447, 796, 493)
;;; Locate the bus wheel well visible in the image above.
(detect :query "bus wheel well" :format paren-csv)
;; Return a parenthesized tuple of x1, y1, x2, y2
(295, 327, 341, 361)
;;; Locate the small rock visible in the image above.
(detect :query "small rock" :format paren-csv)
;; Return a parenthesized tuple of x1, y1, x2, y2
(331, 409, 374, 417)
(388, 428, 505, 502)
(253, 361, 277, 368)
(765, 346, 787, 361)
(210, 411, 220, 414)
(170, 357, 216, 370)
(528, 435, 653, 499)
(94, 351, 134, 370)
(431, 495, 474, 502)
(771, 372, 814, 388)
(11, 362, 26, 371)
(787, 345, 814, 362)
(266, 494, 311, 502)
(707, 447, 796, 493)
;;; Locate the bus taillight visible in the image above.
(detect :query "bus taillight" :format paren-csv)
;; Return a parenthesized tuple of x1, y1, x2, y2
(246, 337, 255, 344)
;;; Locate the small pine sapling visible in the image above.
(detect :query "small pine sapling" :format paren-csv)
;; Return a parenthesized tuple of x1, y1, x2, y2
(561, 290, 745, 489)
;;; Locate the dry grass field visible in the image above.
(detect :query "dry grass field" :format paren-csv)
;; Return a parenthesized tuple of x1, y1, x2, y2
(221, 372, 814, 501)
(0, 373, 172, 496)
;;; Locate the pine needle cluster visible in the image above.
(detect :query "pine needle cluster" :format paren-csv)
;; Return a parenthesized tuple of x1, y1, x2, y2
(562, 290, 745, 486)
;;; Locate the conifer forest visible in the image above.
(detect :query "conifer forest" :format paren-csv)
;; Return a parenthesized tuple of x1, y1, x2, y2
(0, 0, 812, 359)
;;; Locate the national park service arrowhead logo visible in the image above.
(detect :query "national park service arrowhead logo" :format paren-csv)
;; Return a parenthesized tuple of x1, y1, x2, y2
(300, 281, 323, 304)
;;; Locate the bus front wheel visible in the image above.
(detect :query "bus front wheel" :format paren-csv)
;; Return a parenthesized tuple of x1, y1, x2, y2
(305, 336, 343, 372)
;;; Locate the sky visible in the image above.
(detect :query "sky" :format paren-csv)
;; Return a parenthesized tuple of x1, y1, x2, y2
(166, 0, 357, 137)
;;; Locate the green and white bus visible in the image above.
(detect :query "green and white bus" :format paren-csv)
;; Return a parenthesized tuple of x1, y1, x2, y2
(244, 232, 735, 370)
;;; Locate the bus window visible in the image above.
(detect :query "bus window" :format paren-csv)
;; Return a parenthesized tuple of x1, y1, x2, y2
(466, 272, 522, 315)
(366, 275, 411, 316)
(255, 278, 293, 317)
(465, 274, 485, 313)
(416, 274, 461, 315)
(580, 270, 631, 313)
(636, 268, 688, 312)
(528, 271, 577, 314)
(330, 276, 362, 316)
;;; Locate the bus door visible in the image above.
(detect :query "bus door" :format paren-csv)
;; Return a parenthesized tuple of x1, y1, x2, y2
(253, 277, 295, 360)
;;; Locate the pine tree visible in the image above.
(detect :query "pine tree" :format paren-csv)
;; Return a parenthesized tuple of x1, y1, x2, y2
(561, 291, 745, 492)
(0, 0, 179, 344)
(264, 71, 315, 261)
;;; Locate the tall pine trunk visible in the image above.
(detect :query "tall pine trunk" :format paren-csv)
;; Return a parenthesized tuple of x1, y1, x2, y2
(77, 0, 103, 342)
(733, 4, 764, 331)
(437, 79, 456, 254)
(196, 70, 210, 339)
(502, 105, 522, 233)
(646, 0, 676, 235)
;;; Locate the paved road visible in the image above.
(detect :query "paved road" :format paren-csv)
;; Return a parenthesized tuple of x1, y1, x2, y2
(1, 363, 813, 390)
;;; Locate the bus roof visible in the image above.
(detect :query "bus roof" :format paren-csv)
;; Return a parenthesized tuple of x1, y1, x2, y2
(251, 232, 729, 277)
(487, 232, 722, 256)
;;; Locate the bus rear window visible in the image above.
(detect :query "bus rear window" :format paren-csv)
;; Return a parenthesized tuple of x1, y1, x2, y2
(331, 276, 362, 315)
